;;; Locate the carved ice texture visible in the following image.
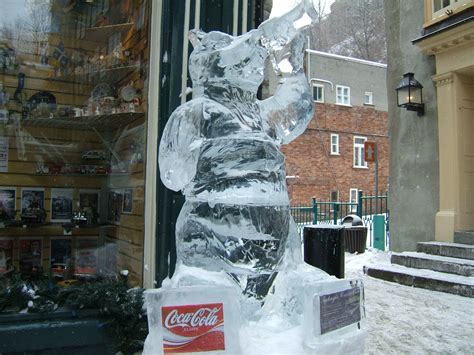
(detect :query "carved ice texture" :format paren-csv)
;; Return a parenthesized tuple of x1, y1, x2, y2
(159, 1, 318, 304)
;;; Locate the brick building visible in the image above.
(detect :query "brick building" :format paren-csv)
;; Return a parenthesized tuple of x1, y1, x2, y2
(280, 50, 389, 206)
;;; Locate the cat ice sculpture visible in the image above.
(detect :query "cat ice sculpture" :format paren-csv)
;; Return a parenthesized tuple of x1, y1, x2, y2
(159, 1, 316, 301)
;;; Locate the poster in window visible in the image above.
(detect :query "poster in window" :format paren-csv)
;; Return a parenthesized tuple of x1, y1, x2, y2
(0, 187, 16, 222)
(51, 188, 73, 223)
(0, 137, 8, 173)
(19, 238, 42, 275)
(21, 188, 45, 223)
(0, 238, 14, 274)
(74, 237, 98, 277)
(50, 238, 72, 278)
(122, 188, 133, 213)
(79, 189, 100, 224)
(107, 190, 123, 223)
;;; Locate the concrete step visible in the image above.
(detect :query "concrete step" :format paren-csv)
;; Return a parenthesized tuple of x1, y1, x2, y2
(454, 230, 474, 245)
(391, 252, 474, 277)
(364, 264, 474, 298)
(417, 242, 474, 260)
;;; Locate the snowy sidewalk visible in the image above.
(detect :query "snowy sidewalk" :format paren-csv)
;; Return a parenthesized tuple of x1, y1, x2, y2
(346, 250, 474, 354)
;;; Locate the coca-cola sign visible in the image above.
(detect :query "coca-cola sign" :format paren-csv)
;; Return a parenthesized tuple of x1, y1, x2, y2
(161, 303, 225, 353)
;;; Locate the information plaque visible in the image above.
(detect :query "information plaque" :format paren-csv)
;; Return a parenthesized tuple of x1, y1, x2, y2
(318, 287, 361, 335)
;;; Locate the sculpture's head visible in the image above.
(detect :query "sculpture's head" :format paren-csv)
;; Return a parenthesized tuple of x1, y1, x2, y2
(188, 30, 267, 93)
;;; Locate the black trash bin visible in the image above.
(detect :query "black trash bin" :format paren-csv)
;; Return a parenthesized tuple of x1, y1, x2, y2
(303, 225, 345, 279)
(342, 215, 367, 254)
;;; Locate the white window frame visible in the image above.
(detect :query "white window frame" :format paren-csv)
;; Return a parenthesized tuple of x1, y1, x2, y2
(336, 85, 351, 106)
(364, 91, 373, 105)
(353, 136, 367, 168)
(349, 188, 359, 213)
(312, 84, 324, 103)
(330, 133, 339, 155)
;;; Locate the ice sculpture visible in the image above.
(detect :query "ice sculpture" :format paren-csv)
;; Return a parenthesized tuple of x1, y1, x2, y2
(159, 1, 317, 302)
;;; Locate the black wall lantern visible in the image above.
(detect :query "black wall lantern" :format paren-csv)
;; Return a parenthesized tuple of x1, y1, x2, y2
(396, 72, 424, 116)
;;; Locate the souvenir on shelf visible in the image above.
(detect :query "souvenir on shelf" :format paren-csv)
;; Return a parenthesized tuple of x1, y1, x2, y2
(119, 83, 136, 102)
(27, 91, 57, 118)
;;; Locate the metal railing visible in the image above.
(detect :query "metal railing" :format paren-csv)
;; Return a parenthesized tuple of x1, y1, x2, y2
(290, 191, 389, 249)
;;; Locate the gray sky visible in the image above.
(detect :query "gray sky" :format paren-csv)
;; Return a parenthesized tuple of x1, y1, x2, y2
(271, 0, 336, 18)
(0, 0, 28, 27)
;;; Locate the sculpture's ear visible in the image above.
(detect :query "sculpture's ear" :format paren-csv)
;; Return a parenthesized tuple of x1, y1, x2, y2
(189, 29, 206, 47)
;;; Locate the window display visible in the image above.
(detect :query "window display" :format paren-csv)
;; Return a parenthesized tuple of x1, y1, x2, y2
(0, 0, 151, 286)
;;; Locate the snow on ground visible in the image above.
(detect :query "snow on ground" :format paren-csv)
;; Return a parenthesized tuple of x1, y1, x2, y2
(346, 249, 474, 354)
(242, 250, 474, 354)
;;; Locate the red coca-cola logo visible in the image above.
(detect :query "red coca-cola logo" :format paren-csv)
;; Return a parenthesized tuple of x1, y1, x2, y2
(162, 303, 225, 353)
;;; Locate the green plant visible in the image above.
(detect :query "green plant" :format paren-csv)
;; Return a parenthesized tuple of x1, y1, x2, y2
(0, 272, 147, 355)
(58, 275, 147, 354)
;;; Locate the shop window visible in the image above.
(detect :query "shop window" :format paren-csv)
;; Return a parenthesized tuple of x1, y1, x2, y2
(336, 85, 350, 106)
(0, 0, 151, 286)
(354, 136, 367, 168)
(330, 134, 339, 155)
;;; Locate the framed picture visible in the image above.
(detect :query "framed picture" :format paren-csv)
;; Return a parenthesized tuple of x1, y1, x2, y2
(0, 137, 8, 173)
(0, 238, 14, 274)
(107, 189, 123, 223)
(74, 237, 98, 277)
(21, 188, 45, 224)
(122, 188, 133, 213)
(51, 188, 73, 223)
(0, 187, 16, 221)
(79, 189, 100, 224)
(19, 238, 42, 275)
(50, 237, 72, 278)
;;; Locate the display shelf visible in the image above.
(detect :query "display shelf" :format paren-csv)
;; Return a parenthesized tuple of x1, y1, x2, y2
(85, 23, 134, 43)
(34, 172, 130, 177)
(0, 224, 104, 236)
(55, 64, 140, 85)
(21, 112, 144, 131)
